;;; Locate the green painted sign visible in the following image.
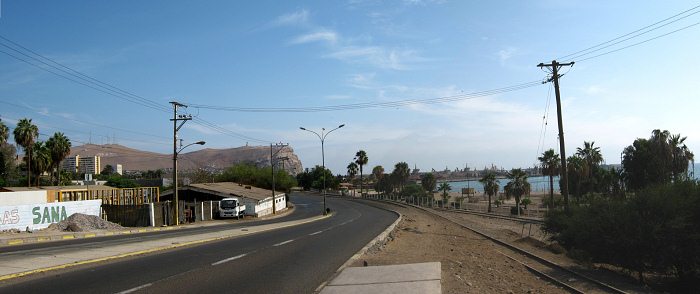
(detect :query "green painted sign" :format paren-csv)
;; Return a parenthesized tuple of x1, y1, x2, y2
(32, 206, 68, 225)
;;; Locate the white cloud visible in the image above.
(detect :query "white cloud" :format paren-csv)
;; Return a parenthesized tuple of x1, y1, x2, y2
(272, 9, 309, 27)
(290, 30, 338, 45)
(347, 73, 376, 88)
(498, 47, 518, 64)
(325, 46, 420, 70)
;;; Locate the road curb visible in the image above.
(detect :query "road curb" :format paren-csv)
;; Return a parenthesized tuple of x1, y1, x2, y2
(315, 199, 402, 293)
(0, 206, 297, 248)
(0, 212, 331, 282)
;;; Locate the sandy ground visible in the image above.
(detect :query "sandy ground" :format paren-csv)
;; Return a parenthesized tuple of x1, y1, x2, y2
(351, 202, 567, 294)
(352, 201, 653, 294)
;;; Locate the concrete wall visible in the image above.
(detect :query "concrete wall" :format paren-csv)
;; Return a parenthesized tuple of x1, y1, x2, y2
(0, 191, 47, 206)
(245, 194, 286, 217)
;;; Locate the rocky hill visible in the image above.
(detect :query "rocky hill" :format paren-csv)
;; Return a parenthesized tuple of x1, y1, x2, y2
(68, 144, 303, 175)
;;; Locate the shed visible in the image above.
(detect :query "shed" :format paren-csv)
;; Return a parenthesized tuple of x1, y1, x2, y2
(160, 182, 287, 217)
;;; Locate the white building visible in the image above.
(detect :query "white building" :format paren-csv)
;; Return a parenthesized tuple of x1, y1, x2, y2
(115, 164, 123, 175)
(162, 182, 287, 217)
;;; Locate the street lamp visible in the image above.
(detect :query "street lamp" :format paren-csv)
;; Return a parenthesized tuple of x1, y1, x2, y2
(300, 124, 345, 215)
(173, 140, 205, 225)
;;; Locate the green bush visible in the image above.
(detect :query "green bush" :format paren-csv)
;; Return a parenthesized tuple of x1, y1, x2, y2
(543, 181, 700, 287)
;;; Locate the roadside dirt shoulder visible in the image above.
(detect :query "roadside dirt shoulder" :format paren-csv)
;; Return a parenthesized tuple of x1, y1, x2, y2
(350, 202, 566, 294)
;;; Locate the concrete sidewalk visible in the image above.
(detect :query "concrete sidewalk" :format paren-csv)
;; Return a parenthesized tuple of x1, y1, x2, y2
(320, 262, 442, 294)
(0, 212, 329, 281)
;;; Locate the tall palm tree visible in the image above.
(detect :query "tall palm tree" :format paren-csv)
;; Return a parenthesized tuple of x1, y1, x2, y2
(537, 149, 560, 209)
(392, 162, 410, 193)
(46, 132, 72, 185)
(576, 141, 603, 169)
(567, 156, 585, 202)
(354, 150, 368, 195)
(506, 168, 530, 216)
(437, 182, 451, 208)
(13, 118, 39, 187)
(347, 161, 358, 195)
(668, 133, 694, 181)
(347, 162, 358, 179)
(371, 165, 384, 181)
(479, 172, 499, 213)
(30, 141, 51, 186)
(0, 118, 9, 143)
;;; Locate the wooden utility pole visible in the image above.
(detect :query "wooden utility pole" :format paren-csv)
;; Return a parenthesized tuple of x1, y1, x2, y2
(170, 101, 191, 225)
(271, 142, 289, 214)
(537, 60, 574, 212)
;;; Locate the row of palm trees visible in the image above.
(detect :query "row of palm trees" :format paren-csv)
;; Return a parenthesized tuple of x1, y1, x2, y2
(0, 118, 72, 187)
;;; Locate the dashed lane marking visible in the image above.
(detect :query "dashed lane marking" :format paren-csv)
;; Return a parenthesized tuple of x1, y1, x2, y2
(309, 231, 323, 236)
(115, 283, 152, 294)
(273, 239, 294, 247)
(211, 254, 247, 266)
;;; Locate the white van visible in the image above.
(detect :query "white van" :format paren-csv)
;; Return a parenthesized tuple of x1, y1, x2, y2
(219, 197, 246, 218)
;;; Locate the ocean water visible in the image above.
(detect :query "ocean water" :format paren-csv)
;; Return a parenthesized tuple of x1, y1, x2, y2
(446, 164, 699, 194)
(446, 175, 558, 194)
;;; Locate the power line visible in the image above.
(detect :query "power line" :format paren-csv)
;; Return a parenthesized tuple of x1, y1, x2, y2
(185, 80, 544, 113)
(557, 5, 700, 59)
(0, 35, 272, 144)
(577, 21, 700, 62)
(0, 35, 169, 113)
(556, 5, 700, 63)
(0, 99, 171, 141)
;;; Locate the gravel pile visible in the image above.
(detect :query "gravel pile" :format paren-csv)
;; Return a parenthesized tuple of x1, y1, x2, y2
(48, 213, 124, 232)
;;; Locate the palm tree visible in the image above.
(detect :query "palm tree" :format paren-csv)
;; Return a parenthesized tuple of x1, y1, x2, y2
(668, 133, 694, 181)
(479, 172, 499, 213)
(354, 150, 368, 195)
(347, 162, 358, 196)
(371, 165, 384, 181)
(437, 182, 451, 208)
(577, 141, 603, 169)
(567, 156, 585, 202)
(0, 118, 9, 144)
(420, 173, 437, 206)
(46, 132, 72, 185)
(538, 149, 560, 209)
(30, 141, 51, 186)
(506, 168, 530, 216)
(392, 162, 410, 193)
(13, 118, 39, 187)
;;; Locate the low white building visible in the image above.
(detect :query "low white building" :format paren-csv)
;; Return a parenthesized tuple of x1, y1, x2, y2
(162, 182, 287, 217)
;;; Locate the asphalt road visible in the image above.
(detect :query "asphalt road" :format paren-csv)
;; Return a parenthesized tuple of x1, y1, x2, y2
(2, 193, 322, 254)
(0, 193, 397, 293)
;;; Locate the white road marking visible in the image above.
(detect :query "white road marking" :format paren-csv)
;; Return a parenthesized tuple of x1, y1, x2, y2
(116, 283, 153, 294)
(273, 239, 295, 247)
(309, 231, 323, 236)
(211, 254, 247, 266)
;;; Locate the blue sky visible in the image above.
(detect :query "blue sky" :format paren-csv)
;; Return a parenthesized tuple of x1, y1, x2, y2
(1, 1, 699, 174)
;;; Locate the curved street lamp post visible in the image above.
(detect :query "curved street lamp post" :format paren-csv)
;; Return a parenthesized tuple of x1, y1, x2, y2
(173, 140, 205, 225)
(300, 124, 344, 215)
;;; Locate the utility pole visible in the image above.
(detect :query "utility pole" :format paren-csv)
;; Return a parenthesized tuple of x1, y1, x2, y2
(537, 60, 574, 212)
(271, 142, 289, 215)
(170, 101, 192, 225)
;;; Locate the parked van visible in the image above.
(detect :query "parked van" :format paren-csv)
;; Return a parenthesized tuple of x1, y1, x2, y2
(219, 197, 245, 218)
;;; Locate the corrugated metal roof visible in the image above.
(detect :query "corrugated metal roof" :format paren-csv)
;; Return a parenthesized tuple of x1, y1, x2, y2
(188, 182, 282, 201)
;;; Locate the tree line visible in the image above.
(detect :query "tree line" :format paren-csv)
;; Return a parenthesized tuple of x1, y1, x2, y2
(0, 117, 72, 187)
(540, 129, 697, 290)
